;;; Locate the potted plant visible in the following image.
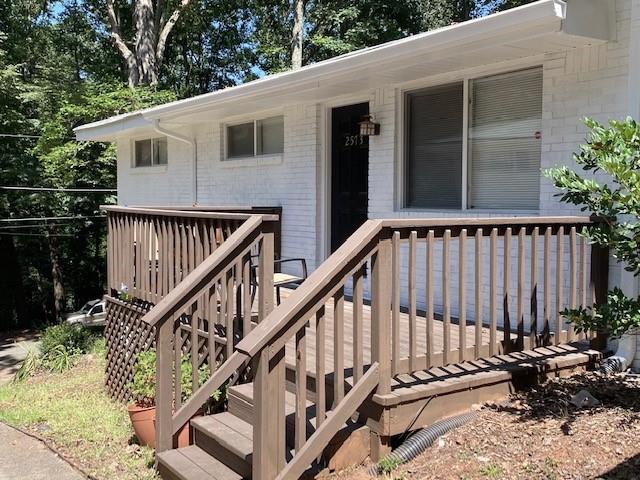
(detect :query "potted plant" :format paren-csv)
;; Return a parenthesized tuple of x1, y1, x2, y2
(127, 349, 223, 448)
(128, 350, 157, 447)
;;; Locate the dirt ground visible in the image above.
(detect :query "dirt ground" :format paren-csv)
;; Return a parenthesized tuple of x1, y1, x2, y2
(334, 372, 640, 480)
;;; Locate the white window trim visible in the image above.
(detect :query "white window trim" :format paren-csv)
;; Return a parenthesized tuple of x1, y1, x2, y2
(398, 64, 543, 213)
(131, 136, 168, 169)
(223, 115, 284, 161)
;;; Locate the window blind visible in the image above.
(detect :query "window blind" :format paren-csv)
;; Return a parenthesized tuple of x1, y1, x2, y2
(469, 68, 542, 209)
(406, 83, 463, 209)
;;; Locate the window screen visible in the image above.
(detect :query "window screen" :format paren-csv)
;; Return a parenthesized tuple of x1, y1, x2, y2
(469, 68, 542, 209)
(134, 139, 152, 167)
(405, 83, 463, 209)
(227, 122, 255, 158)
(257, 116, 284, 155)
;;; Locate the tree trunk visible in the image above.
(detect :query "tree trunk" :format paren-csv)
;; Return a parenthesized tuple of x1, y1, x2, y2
(0, 236, 29, 329)
(47, 232, 66, 320)
(135, 0, 158, 85)
(291, 0, 304, 69)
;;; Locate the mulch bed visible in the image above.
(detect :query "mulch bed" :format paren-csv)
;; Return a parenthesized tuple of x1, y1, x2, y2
(334, 372, 640, 479)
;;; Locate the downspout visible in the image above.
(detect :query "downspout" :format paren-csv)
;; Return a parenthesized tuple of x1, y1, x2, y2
(601, 333, 636, 374)
(152, 119, 198, 205)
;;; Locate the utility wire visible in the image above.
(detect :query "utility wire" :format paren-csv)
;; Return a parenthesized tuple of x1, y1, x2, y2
(1, 215, 106, 223)
(0, 232, 73, 237)
(1, 186, 116, 193)
(0, 223, 76, 230)
(0, 133, 75, 140)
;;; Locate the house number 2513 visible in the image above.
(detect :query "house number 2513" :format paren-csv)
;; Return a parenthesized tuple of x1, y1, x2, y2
(344, 134, 364, 146)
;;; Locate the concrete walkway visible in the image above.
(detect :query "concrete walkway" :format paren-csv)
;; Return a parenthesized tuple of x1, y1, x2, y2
(0, 422, 85, 480)
(0, 331, 40, 385)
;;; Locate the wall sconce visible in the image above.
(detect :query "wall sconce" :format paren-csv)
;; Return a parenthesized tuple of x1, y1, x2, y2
(358, 114, 380, 136)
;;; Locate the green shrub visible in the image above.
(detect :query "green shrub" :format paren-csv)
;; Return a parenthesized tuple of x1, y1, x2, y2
(545, 117, 640, 337)
(41, 323, 96, 357)
(42, 345, 81, 373)
(13, 346, 43, 383)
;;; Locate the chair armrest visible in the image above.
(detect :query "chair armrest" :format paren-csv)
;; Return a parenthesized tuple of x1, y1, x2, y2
(274, 258, 308, 278)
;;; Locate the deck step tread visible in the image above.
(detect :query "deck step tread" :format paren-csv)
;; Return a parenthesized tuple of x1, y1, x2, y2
(192, 412, 253, 461)
(157, 446, 244, 480)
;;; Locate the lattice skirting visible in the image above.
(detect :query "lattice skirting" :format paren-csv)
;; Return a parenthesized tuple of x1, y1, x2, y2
(104, 296, 156, 402)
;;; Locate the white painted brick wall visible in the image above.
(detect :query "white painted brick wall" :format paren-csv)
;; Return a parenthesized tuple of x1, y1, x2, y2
(114, 0, 636, 342)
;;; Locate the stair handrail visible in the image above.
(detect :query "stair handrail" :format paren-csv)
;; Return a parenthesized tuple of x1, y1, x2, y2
(142, 214, 277, 452)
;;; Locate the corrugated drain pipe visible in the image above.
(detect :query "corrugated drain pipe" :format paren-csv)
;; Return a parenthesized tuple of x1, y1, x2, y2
(152, 119, 198, 205)
(371, 411, 478, 476)
(601, 332, 636, 374)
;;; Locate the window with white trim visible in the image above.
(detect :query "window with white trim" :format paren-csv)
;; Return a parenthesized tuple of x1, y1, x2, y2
(134, 137, 168, 167)
(226, 115, 284, 159)
(404, 67, 542, 210)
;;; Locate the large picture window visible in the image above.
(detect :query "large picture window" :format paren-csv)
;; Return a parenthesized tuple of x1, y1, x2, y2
(134, 137, 167, 167)
(404, 67, 542, 210)
(226, 116, 284, 159)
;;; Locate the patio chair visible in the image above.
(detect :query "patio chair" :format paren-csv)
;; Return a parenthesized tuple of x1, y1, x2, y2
(251, 257, 308, 306)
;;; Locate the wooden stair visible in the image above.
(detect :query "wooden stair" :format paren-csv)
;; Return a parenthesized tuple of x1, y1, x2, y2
(158, 382, 318, 480)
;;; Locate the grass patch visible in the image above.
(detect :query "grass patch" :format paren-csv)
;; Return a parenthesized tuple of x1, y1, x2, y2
(0, 353, 157, 480)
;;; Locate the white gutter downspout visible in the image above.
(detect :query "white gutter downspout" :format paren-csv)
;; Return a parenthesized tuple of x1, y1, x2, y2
(152, 120, 198, 205)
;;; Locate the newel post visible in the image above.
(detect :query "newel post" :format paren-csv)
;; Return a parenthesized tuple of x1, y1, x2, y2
(371, 234, 392, 395)
(590, 242, 609, 350)
(155, 317, 174, 452)
(258, 223, 275, 323)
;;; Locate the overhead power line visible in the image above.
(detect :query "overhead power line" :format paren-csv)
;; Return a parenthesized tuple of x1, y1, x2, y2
(1, 215, 106, 223)
(0, 133, 75, 140)
(1, 186, 116, 193)
(0, 232, 73, 237)
(0, 223, 76, 230)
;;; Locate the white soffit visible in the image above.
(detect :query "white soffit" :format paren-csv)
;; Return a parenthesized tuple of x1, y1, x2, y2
(75, 0, 613, 141)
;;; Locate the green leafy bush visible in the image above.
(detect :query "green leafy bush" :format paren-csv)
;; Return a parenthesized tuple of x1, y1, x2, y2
(130, 349, 223, 408)
(41, 323, 96, 358)
(545, 117, 640, 337)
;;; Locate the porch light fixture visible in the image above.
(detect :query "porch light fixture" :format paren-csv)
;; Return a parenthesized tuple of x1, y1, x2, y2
(358, 114, 380, 136)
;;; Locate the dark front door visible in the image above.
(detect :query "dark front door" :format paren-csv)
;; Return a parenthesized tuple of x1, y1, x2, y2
(331, 103, 369, 252)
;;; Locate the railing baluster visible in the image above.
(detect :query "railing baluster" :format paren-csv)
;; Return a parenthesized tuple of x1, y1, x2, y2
(243, 252, 252, 337)
(568, 226, 577, 342)
(503, 227, 512, 351)
(517, 227, 525, 350)
(426, 230, 434, 367)
(474, 228, 483, 359)
(391, 231, 400, 375)
(315, 307, 326, 429)
(353, 267, 364, 384)
(530, 227, 539, 349)
(555, 226, 564, 345)
(579, 235, 587, 340)
(333, 288, 345, 407)
(175, 319, 183, 409)
(226, 269, 234, 359)
(295, 326, 307, 453)
(458, 229, 466, 363)
(489, 228, 497, 356)
(543, 226, 552, 343)
(258, 228, 275, 322)
(442, 230, 451, 365)
(409, 230, 417, 370)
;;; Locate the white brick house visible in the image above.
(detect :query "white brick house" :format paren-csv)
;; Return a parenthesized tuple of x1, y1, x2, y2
(77, 0, 638, 330)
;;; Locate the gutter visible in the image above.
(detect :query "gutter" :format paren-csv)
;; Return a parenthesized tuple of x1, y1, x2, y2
(152, 120, 198, 205)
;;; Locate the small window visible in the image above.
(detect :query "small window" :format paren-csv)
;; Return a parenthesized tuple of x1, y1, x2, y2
(134, 137, 168, 167)
(227, 122, 255, 158)
(226, 116, 284, 159)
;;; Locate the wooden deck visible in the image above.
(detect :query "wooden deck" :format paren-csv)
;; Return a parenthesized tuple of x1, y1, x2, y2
(277, 287, 508, 376)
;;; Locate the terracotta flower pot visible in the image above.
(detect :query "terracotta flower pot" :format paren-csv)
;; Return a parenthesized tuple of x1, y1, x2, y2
(127, 403, 156, 448)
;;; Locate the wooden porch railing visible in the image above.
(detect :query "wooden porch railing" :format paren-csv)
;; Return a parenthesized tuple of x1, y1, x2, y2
(104, 206, 282, 304)
(145, 215, 608, 480)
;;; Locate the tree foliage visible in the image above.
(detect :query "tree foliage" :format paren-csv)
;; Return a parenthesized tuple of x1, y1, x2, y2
(546, 118, 640, 337)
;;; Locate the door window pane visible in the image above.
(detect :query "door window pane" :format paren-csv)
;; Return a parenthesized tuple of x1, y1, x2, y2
(256, 116, 284, 155)
(406, 83, 463, 208)
(227, 122, 255, 158)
